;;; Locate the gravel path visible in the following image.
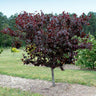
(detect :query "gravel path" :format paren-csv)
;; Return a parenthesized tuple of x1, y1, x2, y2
(0, 74, 96, 96)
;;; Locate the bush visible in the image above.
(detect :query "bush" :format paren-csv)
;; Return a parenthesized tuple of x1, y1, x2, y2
(11, 47, 20, 52)
(75, 34, 96, 69)
(0, 49, 3, 54)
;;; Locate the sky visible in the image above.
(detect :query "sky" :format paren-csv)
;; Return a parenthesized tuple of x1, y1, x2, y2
(0, 0, 96, 17)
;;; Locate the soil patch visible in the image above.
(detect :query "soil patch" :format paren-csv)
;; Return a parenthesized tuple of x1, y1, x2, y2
(0, 74, 96, 96)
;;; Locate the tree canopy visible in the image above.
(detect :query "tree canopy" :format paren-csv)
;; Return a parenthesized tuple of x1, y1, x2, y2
(0, 11, 96, 47)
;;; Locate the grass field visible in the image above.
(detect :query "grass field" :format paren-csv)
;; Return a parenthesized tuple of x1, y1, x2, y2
(0, 87, 42, 96)
(0, 48, 96, 87)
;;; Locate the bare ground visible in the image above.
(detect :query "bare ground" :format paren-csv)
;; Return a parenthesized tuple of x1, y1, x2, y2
(0, 65, 96, 96)
(0, 74, 96, 96)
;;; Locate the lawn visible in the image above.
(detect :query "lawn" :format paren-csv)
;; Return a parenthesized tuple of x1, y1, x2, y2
(0, 48, 96, 87)
(0, 87, 42, 96)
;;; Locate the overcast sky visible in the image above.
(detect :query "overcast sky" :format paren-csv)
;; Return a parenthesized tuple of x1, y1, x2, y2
(0, 0, 96, 17)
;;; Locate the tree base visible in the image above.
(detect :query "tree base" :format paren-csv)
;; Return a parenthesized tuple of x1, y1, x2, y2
(51, 68, 55, 87)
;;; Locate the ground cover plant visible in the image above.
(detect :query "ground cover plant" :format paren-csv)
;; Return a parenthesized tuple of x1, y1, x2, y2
(0, 11, 92, 86)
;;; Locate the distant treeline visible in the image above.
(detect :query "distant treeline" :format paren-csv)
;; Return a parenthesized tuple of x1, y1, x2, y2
(0, 11, 96, 47)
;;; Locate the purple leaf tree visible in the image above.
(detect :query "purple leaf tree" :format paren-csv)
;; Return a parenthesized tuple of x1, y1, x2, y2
(1, 11, 92, 86)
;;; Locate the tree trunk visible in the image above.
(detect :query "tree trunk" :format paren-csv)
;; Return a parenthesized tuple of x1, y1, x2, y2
(51, 68, 55, 87)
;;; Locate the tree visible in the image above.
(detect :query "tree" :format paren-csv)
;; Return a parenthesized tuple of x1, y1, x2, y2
(83, 12, 96, 37)
(0, 12, 8, 30)
(0, 12, 13, 47)
(0, 11, 92, 87)
(8, 13, 18, 30)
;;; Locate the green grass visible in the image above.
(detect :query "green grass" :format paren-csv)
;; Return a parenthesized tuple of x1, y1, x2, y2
(0, 48, 96, 87)
(0, 87, 42, 96)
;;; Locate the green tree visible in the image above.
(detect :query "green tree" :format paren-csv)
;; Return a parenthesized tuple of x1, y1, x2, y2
(83, 12, 96, 37)
(0, 12, 10, 47)
(0, 13, 19, 47)
(8, 13, 18, 30)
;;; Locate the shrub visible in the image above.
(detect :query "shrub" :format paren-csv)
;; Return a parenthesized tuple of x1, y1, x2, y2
(11, 47, 20, 52)
(75, 34, 96, 69)
(0, 49, 3, 54)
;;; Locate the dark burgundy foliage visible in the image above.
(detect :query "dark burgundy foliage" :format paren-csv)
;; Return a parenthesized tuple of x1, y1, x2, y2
(1, 11, 92, 70)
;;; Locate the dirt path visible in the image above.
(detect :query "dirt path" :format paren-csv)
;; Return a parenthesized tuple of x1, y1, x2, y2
(0, 74, 96, 96)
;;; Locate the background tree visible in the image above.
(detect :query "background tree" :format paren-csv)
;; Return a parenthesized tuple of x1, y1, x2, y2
(8, 13, 18, 30)
(0, 12, 23, 48)
(83, 12, 96, 37)
(0, 12, 10, 47)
